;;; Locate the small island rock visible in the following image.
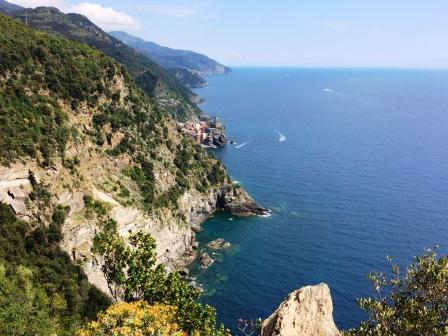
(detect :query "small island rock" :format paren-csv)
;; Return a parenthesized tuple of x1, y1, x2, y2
(200, 253, 213, 268)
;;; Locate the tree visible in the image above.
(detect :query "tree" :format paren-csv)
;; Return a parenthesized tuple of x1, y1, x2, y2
(77, 301, 186, 336)
(93, 230, 230, 336)
(345, 248, 448, 336)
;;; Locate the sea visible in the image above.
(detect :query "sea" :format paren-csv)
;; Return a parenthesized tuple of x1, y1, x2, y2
(191, 68, 448, 333)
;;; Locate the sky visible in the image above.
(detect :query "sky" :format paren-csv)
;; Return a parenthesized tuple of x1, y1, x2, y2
(8, 0, 448, 68)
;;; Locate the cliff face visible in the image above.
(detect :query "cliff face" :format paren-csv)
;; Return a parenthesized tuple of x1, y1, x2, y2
(262, 283, 340, 336)
(0, 13, 264, 296)
(0, 162, 262, 295)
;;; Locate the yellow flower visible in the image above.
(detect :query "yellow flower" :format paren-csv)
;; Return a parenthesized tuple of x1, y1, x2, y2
(76, 301, 188, 336)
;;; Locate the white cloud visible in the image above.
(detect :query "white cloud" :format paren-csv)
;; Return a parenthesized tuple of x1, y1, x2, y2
(8, 0, 140, 31)
(72, 3, 140, 31)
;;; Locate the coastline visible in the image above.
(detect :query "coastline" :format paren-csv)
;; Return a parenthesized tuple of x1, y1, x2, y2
(173, 185, 269, 272)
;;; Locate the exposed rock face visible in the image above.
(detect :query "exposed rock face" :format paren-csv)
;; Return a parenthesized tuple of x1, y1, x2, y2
(1, 161, 263, 295)
(261, 283, 340, 336)
(200, 252, 213, 268)
(0, 169, 33, 216)
(217, 186, 268, 217)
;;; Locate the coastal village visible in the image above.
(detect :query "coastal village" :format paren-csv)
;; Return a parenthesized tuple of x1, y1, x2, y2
(179, 115, 228, 148)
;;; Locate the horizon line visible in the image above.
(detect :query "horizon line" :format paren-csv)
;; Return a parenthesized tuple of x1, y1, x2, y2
(222, 65, 448, 71)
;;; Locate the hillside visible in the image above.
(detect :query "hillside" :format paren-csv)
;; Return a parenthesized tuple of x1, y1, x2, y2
(0, 10, 264, 333)
(110, 31, 231, 76)
(168, 67, 208, 88)
(7, 6, 201, 120)
(0, 6, 263, 294)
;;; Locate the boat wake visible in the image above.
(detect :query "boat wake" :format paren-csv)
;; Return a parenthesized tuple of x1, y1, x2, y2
(278, 132, 286, 142)
(324, 88, 350, 97)
(234, 141, 249, 149)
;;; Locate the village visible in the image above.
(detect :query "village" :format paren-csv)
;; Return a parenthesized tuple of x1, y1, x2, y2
(179, 115, 228, 148)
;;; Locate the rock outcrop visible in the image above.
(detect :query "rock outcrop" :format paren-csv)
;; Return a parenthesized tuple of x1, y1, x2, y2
(217, 186, 268, 216)
(207, 238, 231, 250)
(0, 169, 33, 216)
(261, 283, 340, 336)
(200, 252, 213, 268)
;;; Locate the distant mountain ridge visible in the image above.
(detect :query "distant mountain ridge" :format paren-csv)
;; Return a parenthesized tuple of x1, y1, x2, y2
(168, 67, 208, 89)
(0, 0, 22, 14)
(2, 4, 201, 120)
(110, 31, 231, 76)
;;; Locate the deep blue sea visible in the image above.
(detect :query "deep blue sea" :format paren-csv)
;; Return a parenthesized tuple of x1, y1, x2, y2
(192, 68, 448, 333)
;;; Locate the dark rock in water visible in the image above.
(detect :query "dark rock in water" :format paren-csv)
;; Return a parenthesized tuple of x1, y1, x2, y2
(207, 238, 231, 250)
(189, 280, 204, 293)
(207, 238, 224, 249)
(200, 253, 213, 267)
(192, 242, 199, 250)
(179, 268, 189, 277)
(218, 185, 268, 217)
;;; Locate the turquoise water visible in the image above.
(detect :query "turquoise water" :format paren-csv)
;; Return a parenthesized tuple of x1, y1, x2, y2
(192, 68, 448, 332)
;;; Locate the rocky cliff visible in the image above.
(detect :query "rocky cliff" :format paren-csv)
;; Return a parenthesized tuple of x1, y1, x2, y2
(261, 283, 340, 336)
(0, 161, 263, 294)
(0, 13, 264, 296)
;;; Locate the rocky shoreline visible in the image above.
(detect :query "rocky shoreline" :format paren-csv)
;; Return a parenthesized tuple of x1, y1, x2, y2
(0, 155, 267, 297)
(173, 185, 268, 271)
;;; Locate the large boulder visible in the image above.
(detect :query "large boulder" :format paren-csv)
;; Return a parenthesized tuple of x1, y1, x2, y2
(261, 283, 340, 336)
(217, 186, 268, 217)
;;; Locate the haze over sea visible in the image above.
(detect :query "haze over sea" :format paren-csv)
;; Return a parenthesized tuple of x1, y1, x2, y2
(192, 68, 448, 332)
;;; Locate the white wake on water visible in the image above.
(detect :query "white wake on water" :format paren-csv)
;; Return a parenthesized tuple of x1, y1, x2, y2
(324, 88, 351, 98)
(278, 132, 286, 142)
(234, 141, 249, 149)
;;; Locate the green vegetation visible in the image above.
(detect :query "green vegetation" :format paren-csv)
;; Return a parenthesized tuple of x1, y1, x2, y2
(83, 195, 110, 219)
(10, 7, 200, 120)
(93, 230, 230, 335)
(345, 249, 448, 336)
(0, 12, 237, 335)
(126, 155, 156, 207)
(109, 31, 231, 79)
(0, 203, 111, 336)
(168, 67, 208, 88)
(0, 12, 119, 165)
(0, 12, 227, 205)
(28, 184, 52, 209)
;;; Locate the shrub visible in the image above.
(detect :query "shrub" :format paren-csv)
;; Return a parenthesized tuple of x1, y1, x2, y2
(77, 301, 186, 336)
(93, 231, 230, 335)
(345, 248, 448, 336)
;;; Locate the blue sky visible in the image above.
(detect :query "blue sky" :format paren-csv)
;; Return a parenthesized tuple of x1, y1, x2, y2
(10, 0, 448, 68)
